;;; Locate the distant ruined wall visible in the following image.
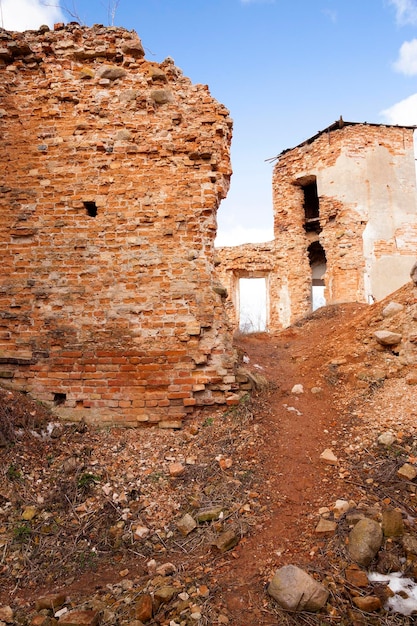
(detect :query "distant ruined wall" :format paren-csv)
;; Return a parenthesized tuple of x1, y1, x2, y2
(217, 122, 417, 332)
(0, 23, 241, 426)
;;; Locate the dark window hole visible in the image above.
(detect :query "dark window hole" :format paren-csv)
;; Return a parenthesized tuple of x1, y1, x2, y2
(84, 201, 97, 217)
(53, 392, 66, 406)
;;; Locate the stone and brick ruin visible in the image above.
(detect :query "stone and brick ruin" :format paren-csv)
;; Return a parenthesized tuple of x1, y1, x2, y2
(217, 119, 417, 331)
(0, 23, 241, 426)
(1, 23, 417, 427)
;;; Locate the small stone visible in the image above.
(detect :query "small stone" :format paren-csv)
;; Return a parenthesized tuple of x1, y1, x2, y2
(291, 384, 304, 394)
(198, 585, 210, 598)
(374, 330, 402, 346)
(311, 387, 322, 394)
(22, 506, 37, 520)
(213, 529, 240, 552)
(195, 506, 223, 522)
(314, 518, 337, 535)
(0, 606, 13, 624)
(154, 586, 177, 604)
(134, 525, 150, 539)
(176, 513, 197, 536)
(382, 509, 404, 537)
(382, 302, 404, 318)
(402, 533, 417, 557)
(378, 432, 396, 446)
(333, 499, 350, 519)
(320, 449, 338, 465)
(58, 610, 100, 625)
(155, 562, 176, 576)
(352, 596, 381, 612)
(35, 594, 67, 611)
(397, 463, 417, 481)
(135, 595, 153, 623)
(169, 462, 185, 477)
(345, 565, 369, 588)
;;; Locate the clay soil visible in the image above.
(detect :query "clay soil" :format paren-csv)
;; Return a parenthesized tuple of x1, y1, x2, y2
(1, 285, 417, 625)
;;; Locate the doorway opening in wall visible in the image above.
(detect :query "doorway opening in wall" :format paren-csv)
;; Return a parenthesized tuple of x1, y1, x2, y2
(300, 176, 321, 234)
(308, 241, 327, 311)
(239, 277, 267, 333)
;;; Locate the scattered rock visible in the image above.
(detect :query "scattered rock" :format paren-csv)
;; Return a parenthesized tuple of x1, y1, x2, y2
(348, 518, 383, 567)
(57, 610, 100, 626)
(169, 462, 185, 477)
(0, 606, 14, 624)
(382, 509, 404, 537)
(176, 513, 197, 536)
(373, 330, 402, 346)
(135, 594, 153, 623)
(377, 432, 396, 446)
(314, 518, 337, 535)
(352, 596, 381, 612)
(320, 449, 338, 465)
(291, 384, 304, 394)
(375, 550, 402, 574)
(267, 565, 329, 612)
(333, 499, 351, 519)
(213, 529, 240, 552)
(382, 302, 404, 318)
(195, 506, 223, 522)
(397, 463, 417, 481)
(345, 565, 369, 588)
(402, 533, 417, 557)
(155, 562, 176, 576)
(35, 594, 67, 611)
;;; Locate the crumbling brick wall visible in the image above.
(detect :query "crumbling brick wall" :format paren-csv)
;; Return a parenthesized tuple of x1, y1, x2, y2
(0, 23, 240, 426)
(216, 121, 417, 332)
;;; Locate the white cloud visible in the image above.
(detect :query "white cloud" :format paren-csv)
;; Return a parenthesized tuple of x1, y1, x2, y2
(0, 0, 65, 32)
(215, 225, 274, 247)
(393, 38, 417, 74)
(381, 92, 417, 125)
(389, 0, 417, 25)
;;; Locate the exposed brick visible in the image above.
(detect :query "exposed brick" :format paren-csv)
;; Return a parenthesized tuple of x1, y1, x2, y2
(0, 24, 238, 426)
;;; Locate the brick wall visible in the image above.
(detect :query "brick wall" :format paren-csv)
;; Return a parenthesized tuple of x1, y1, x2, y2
(0, 23, 241, 426)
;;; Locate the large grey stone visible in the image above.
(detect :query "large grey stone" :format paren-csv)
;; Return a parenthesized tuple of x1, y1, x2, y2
(348, 518, 383, 566)
(382, 301, 404, 318)
(267, 565, 329, 612)
(374, 330, 402, 346)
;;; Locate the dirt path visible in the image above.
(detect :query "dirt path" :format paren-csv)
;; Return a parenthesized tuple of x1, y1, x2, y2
(216, 305, 369, 624)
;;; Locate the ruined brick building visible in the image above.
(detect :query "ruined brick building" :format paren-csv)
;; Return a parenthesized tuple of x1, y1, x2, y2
(0, 23, 242, 426)
(216, 119, 417, 331)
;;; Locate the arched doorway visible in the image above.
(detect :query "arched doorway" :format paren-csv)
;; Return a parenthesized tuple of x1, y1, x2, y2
(308, 241, 327, 311)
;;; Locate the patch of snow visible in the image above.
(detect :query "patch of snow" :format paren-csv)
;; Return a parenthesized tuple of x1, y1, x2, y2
(369, 572, 417, 615)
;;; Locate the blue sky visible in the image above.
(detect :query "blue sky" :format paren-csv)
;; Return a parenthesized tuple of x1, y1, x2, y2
(2, 0, 417, 245)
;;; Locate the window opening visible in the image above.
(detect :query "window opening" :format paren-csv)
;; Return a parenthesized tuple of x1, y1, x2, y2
(53, 392, 66, 406)
(302, 179, 321, 233)
(239, 277, 267, 333)
(308, 241, 327, 311)
(84, 201, 97, 217)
